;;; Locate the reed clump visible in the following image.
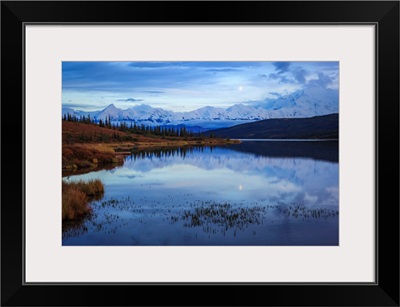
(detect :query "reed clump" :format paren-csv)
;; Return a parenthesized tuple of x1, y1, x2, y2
(62, 179, 104, 220)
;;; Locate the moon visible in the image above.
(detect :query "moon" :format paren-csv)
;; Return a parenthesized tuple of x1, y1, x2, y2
(238, 86, 243, 91)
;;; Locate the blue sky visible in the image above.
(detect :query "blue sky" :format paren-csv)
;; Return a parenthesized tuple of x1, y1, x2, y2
(62, 61, 339, 112)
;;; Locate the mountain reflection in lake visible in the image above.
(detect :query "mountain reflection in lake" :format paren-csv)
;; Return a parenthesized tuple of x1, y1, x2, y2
(62, 141, 339, 245)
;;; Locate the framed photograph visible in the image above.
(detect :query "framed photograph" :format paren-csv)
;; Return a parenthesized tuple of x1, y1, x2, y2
(2, 1, 399, 306)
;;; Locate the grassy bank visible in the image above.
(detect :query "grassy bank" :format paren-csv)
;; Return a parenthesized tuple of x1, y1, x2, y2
(62, 121, 240, 176)
(62, 179, 104, 220)
(62, 144, 124, 172)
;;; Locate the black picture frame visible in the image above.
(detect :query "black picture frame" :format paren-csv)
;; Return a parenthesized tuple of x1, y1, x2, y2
(1, 1, 399, 306)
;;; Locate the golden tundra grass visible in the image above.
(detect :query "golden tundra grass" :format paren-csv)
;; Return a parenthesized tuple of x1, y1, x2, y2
(62, 179, 104, 220)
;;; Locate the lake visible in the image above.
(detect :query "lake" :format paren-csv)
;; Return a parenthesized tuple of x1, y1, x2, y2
(62, 140, 339, 246)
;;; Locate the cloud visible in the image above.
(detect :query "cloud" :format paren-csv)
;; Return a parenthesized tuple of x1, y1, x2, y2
(269, 92, 281, 97)
(141, 90, 164, 94)
(268, 73, 294, 84)
(128, 62, 180, 68)
(269, 73, 279, 80)
(272, 62, 291, 74)
(307, 72, 334, 88)
(269, 63, 308, 85)
(292, 67, 307, 84)
(62, 61, 338, 112)
(127, 62, 255, 70)
(116, 98, 143, 102)
(63, 103, 105, 110)
(205, 68, 242, 73)
(183, 62, 259, 69)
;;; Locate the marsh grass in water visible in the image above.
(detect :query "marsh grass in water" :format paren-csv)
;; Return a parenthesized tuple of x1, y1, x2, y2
(63, 196, 147, 240)
(170, 202, 266, 235)
(62, 179, 104, 220)
(62, 218, 90, 238)
(62, 196, 339, 242)
(169, 201, 339, 236)
(276, 203, 339, 220)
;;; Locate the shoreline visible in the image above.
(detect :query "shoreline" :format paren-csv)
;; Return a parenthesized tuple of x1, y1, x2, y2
(62, 138, 240, 177)
(112, 138, 240, 151)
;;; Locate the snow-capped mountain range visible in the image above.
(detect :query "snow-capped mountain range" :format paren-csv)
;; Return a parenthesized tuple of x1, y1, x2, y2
(63, 88, 338, 130)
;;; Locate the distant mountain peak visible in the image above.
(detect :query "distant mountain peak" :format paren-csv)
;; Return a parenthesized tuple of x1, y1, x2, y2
(131, 104, 153, 110)
(63, 87, 338, 129)
(105, 103, 117, 109)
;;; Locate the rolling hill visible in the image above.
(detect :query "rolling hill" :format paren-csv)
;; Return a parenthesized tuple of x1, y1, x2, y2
(205, 113, 339, 139)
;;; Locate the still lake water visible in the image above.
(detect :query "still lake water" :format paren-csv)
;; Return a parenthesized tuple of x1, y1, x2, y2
(62, 140, 339, 246)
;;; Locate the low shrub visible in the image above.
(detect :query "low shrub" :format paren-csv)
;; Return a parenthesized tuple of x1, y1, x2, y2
(75, 160, 94, 169)
(62, 145, 121, 171)
(62, 147, 74, 159)
(62, 179, 104, 220)
(62, 186, 88, 220)
(79, 179, 104, 196)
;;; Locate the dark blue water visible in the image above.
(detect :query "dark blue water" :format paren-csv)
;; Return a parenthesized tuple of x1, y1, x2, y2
(62, 141, 339, 245)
